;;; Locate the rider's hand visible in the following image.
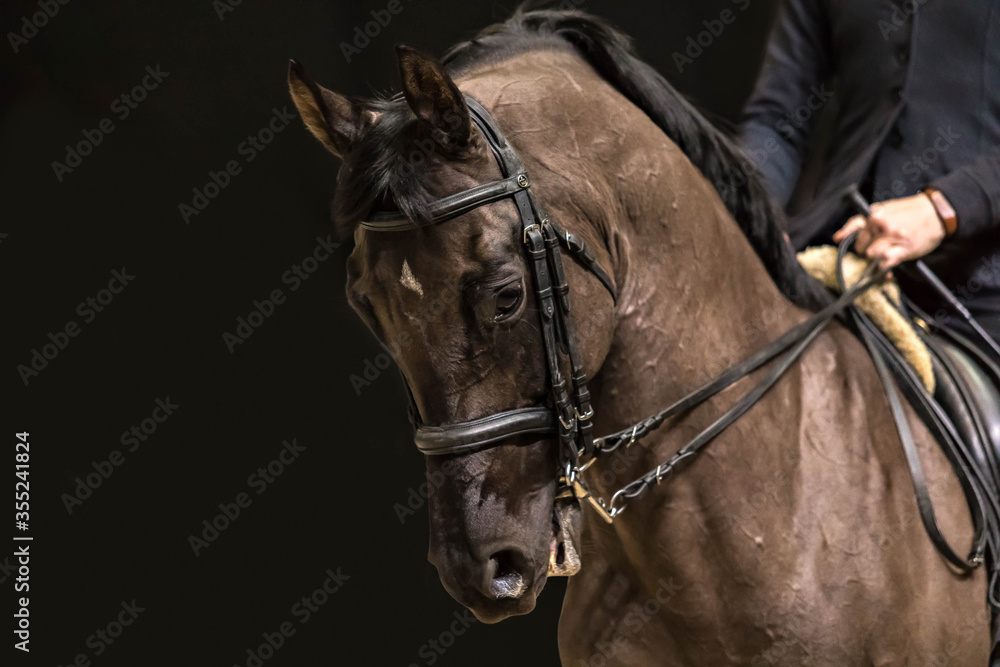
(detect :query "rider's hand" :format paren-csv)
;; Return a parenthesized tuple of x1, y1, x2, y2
(833, 193, 948, 268)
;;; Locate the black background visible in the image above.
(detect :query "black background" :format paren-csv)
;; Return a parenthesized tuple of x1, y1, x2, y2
(2, 1, 778, 664)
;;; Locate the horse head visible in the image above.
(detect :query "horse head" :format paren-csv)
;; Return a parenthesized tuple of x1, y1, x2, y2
(289, 44, 617, 622)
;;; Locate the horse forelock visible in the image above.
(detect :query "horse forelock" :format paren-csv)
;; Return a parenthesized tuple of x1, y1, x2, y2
(333, 98, 434, 237)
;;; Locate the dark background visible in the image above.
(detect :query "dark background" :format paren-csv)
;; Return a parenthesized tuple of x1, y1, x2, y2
(2, 1, 778, 664)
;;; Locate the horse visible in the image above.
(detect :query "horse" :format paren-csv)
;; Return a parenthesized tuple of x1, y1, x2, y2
(288, 9, 991, 665)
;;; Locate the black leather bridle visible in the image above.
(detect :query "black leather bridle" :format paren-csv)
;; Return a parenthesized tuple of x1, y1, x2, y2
(361, 94, 890, 522)
(358, 93, 999, 606)
(362, 95, 616, 492)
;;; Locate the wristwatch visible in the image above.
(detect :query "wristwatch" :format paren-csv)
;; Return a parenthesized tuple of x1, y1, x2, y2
(922, 187, 958, 237)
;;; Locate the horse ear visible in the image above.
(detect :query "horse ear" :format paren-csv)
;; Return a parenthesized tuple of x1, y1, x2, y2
(287, 60, 362, 158)
(396, 44, 471, 147)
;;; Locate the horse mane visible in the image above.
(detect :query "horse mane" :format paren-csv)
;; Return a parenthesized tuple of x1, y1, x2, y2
(444, 8, 832, 311)
(336, 7, 833, 311)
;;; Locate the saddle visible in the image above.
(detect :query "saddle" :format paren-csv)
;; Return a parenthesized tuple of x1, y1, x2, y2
(799, 246, 1000, 472)
(921, 317, 1000, 664)
(929, 328, 1000, 507)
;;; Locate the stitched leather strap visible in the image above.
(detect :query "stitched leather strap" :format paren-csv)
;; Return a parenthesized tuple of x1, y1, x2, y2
(845, 294, 983, 572)
(361, 174, 530, 230)
(551, 223, 617, 302)
(415, 407, 557, 455)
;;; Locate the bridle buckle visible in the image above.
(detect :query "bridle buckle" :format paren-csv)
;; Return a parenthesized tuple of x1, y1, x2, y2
(523, 223, 539, 244)
(558, 413, 576, 431)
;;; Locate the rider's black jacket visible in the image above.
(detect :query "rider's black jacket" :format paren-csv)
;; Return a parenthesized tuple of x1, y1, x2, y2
(739, 0, 1000, 336)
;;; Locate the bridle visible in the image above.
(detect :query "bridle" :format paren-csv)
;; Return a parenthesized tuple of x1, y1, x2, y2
(358, 94, 995, 593)
(360, 94, 898, 520)
(362, 95, 616, 500)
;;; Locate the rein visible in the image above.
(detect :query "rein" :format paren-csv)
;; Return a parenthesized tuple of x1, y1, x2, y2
(581, 259, 886, 520)
(360, 96, 994, 599)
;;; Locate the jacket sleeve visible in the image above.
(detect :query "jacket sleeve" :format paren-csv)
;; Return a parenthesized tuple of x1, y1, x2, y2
(930, 151, 1000, 239)
(739, 0, 832, 207)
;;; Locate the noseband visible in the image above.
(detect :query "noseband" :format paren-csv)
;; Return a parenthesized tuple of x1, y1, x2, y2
(362, 95, 616, 485)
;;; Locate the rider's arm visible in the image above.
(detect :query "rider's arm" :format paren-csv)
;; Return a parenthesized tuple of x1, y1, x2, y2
(739, 0, 832, 208)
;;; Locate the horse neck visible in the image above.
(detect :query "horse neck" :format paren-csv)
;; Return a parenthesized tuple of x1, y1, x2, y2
(460, 49, 811, 539)
(462, 51, 807, 394)
(577, 107, 816, 562)
(599, 147, 808, 408)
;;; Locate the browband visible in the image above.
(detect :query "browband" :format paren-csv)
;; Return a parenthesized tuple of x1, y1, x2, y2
(357, 97, 616, 301)
(361, 173, 530, 230)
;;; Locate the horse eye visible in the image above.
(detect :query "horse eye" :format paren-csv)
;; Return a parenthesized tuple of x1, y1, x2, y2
(494, 282, 523, 321)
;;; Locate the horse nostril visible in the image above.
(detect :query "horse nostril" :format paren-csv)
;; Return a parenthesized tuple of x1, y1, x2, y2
(487, 549, 529, 600)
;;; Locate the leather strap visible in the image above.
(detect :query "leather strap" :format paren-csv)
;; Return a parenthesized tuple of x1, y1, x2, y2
(415, 407, 557, 455)
(909, 300, 1000, 606)
(593, 257, 884, 515)
(361, 174, 529, 230)
(840, 273, 983, 572)
(595, 269, 880, 452)
(550, 222, 617, 302)
(923, 187, 958, 237)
